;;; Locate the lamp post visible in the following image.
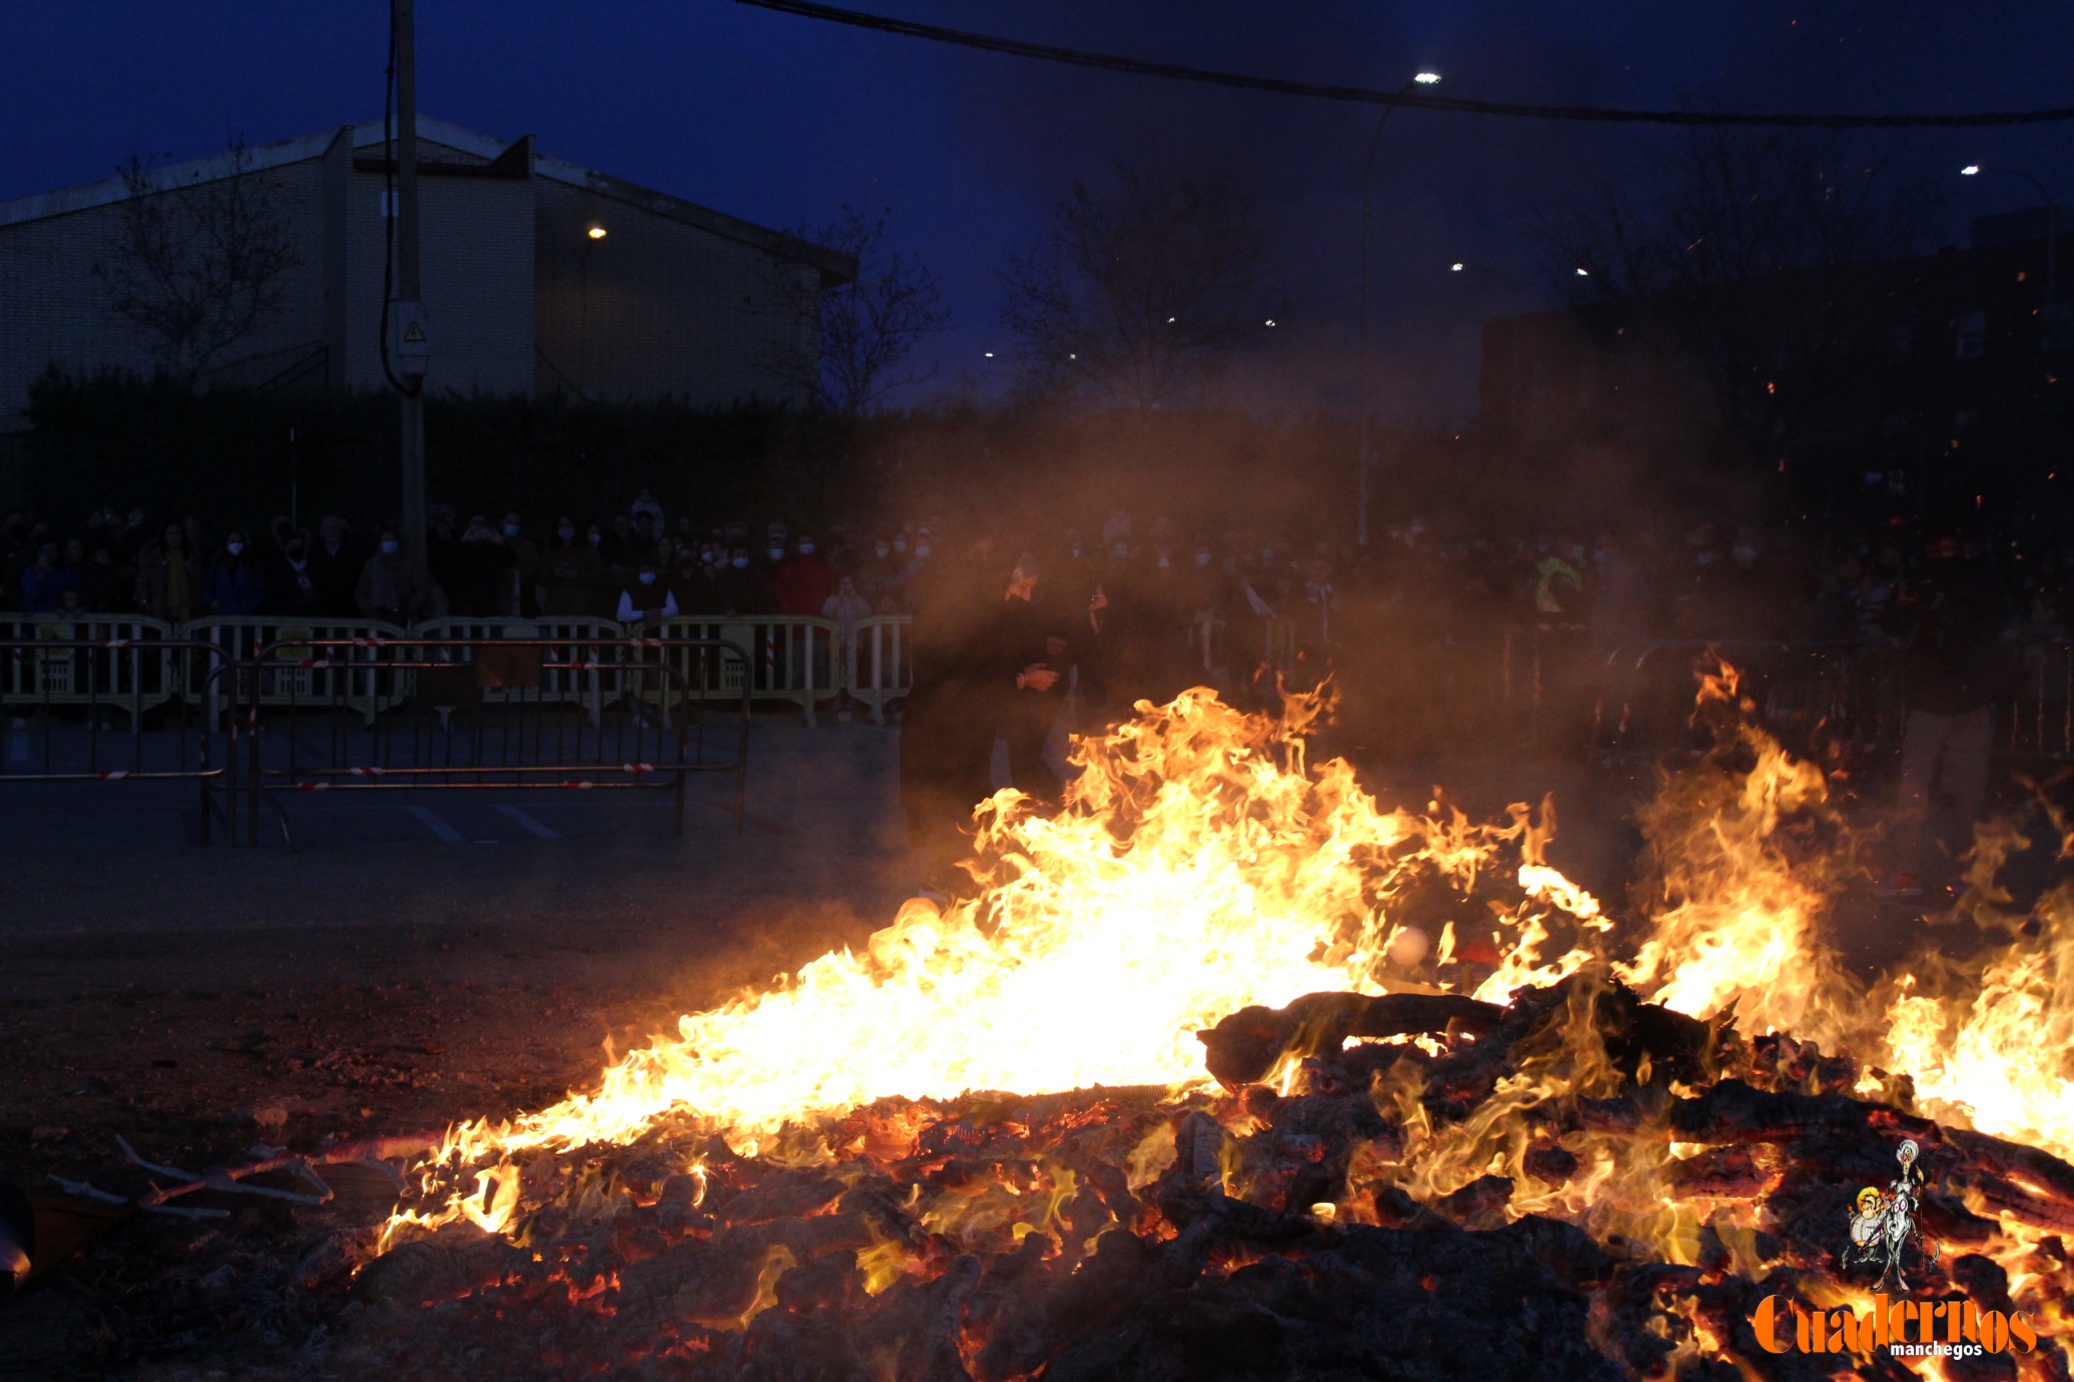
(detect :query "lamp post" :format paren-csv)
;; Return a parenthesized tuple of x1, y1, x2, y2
(1355, 71, 1440, 548)
(1962, 164, 2059, 303)
(579, 224, 606, 397)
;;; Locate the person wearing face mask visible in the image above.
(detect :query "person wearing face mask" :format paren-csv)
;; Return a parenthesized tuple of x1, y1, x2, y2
(20, 540, 79, 615)
(502, 512, 541, 617)
(716, 546, 772, 617)
(265, 528, 320, 618)
(773, 534, 837, 617)
(356, 528, 432, 625)
(134, 522, 203, 623)
(542, 516, 602, 618)
(307, 515, 364, 618)
(602, 512, 641, 573)
(616, 558, 679, 625)
(860, 536, 900, 611)
(629, 487, 665, 534)
(203, 528, 267, 617)
(571, 522, 610, 615)
(667, 545, 717, 616)
(444, 515, 513, 618)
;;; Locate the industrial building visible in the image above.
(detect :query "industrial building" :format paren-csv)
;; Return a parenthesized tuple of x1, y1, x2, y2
(0, 116, 854, 414)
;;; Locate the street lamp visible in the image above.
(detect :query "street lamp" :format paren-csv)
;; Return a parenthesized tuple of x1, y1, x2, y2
(579, 225, 607, 396)
(1354, 70, 1439, 547)
(1961, 164, 2059, 303)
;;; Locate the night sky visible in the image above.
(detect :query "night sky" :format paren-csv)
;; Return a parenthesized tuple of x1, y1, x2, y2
(5, 2, 2071, 421)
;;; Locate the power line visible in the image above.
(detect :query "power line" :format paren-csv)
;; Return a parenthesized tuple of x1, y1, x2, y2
(732, 0, 2074, 129)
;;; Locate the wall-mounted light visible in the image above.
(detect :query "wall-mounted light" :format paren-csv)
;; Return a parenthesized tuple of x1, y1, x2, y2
(587, 226, 608, 240)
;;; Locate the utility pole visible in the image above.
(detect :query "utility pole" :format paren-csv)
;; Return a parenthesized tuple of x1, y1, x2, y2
(392, 0, 431, 577)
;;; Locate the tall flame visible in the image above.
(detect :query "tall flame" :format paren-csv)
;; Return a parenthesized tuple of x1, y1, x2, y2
(390, 688, 1600, 1241)
(386, 666, 2074, 1262)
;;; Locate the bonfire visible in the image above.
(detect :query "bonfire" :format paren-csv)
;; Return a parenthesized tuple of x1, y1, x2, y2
(86, 665, 2074, 1377)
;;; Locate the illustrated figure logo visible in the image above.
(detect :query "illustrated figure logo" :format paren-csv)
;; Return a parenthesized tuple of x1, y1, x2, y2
(1841, 1138, 1939, 1293)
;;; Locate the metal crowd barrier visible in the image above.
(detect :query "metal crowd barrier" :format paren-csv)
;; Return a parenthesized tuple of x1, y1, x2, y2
(0, 616, 184, 714)
(240, 635, 751, 850)
(654, 616, 841, 726)
(849, 615, 911, 725)
(0, 637, 248, 842)
(1585, 639, 1905, 774)
(182, 615, 413, 726)
(2008, 641, 2074, 762)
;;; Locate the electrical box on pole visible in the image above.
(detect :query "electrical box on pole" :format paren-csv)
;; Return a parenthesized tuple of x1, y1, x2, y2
(391, 302, 431, 378)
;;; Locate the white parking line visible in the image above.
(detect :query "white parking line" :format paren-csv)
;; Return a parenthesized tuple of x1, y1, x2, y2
(406, 805, 466, 843)
(495, 804, 562, 840)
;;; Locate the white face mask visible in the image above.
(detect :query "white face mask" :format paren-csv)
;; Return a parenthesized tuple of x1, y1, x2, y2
(381, 539, 400, 555)
(1196, 552, 1211, 566)
(798, 542, 815, 555)
(588, 532, 602, 546)
(768, 547, 786, 562)
(226, 541, 244, 556)
(1157, 556, 1170, 570)
(733, 556, 750, 569)
(892, 540, 907, 554)
(914, 545, 931, 559)
(504, 523, 520, 538)
(557, 526, 575, 541)
(638, 571, 656, 585)
(875, 544, 890, 558)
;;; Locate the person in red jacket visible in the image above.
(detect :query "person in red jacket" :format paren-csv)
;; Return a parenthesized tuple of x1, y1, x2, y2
(772, 533, 838, 616)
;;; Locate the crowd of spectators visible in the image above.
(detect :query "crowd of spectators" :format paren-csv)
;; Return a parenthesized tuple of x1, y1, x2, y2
(7, 489, 2072, 665)
(12, 484, 2061, 897)
(0, 488, 939, 634)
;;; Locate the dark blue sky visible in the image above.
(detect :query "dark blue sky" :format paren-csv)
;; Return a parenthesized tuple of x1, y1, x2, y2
(6, 2, 2071, 419)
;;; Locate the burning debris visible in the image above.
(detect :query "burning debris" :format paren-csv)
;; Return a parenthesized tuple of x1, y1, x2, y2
(40, 671, 2074, 1376)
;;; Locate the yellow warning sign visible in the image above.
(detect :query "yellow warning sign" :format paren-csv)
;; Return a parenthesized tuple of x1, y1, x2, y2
(403, 321, 426, 343)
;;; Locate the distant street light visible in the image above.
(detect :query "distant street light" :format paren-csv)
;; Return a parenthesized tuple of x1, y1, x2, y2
(1450, 262, 1464, 271)
(1960, 163, 2058, 303)
(579, 225, 608, 396)
(1355, 69, 1440, 547)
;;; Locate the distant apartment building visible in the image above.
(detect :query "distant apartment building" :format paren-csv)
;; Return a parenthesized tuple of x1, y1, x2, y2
(0, 116, 854, 414)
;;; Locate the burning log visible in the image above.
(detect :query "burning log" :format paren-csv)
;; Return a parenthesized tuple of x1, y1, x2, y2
(1196, 991, 1504, 1088)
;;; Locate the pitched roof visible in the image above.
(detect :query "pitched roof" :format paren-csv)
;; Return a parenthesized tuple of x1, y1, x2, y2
(0, 116, 855, 282)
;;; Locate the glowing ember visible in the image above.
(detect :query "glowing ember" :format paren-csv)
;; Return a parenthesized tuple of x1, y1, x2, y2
(357, 668, 2074, 1378)
(386, 688, 1605, 1242)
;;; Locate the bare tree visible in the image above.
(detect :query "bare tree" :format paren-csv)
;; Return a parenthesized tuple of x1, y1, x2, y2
(93, 139, 303, 377)
(759, 206, 948, 416)
(1002, 171, 1270, 409)
(1539, 127, 1931, 458)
